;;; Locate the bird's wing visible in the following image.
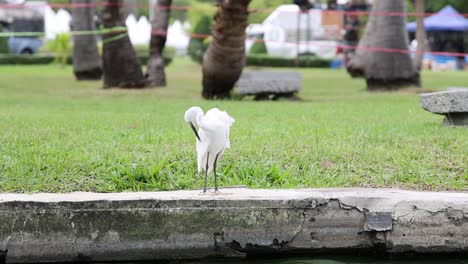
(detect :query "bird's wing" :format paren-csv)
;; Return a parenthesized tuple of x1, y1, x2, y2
(218, 110, 234, 149)
(225, 128, 231, 149)
(203, 108, 234, 128)
(196, 130, 209, 174)
(196, 110, 218, 133)
(204, 108, 234, 149)
(224, 112, 235, 126)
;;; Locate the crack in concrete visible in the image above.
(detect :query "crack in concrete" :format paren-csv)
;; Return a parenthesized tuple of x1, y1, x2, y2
(287, 198, 332, 245)
(413, 205, 467, 216)
(397, 205, 468, 227)
(290, 198, 375, 246)
(331, 198, 371, 214)
(288, 200, 315, 246)
(254, 198, 396, 252)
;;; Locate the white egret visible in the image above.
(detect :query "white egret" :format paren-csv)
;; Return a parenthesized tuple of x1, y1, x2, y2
(184, 106, 235, 193)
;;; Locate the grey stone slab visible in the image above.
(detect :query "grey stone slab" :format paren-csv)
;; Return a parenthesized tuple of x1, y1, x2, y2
(420, 89, 468, 114)
(236, 71, 301, 96)
(1, 188, 468, 263)
(447, 87, 468, 92)
(420, 89, 468, 126)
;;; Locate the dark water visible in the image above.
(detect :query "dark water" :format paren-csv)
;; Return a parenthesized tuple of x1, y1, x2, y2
(179, 256, 468, 264)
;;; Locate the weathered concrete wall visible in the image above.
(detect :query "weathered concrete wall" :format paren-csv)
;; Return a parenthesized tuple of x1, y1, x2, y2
(0, 188, 467, 263)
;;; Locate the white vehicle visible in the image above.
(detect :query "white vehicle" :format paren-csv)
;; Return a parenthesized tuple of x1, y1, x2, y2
(246, 4, 342, 59)
(0, 1, 45, 54)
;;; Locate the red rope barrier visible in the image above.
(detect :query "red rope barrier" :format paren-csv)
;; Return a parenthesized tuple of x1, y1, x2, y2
(1, 3, 468, 18)
(150, 30, 468, 58)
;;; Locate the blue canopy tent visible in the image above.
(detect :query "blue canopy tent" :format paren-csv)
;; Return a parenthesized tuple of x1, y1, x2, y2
(407, 5, 468, 70)
(406, 5, 468, 32)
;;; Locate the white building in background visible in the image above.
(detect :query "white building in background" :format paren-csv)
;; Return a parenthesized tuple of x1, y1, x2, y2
(126, 14, 151, 45)
(1, 0, 191, 54)
(43, 6, 191, 54)
(125, 15, 190, 55)
(182, 21, 191, 31)
(166, 20, 190, 55)
(246, 4, 341, 59)
(125, 15, 190, 54)
(45, 7, 71, 40)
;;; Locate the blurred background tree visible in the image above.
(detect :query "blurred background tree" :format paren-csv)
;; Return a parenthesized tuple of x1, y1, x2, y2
(47, 33, 71, 67)
(248, 0, 290, 24)
(0, 24, 9, 54)
(249, 39, 267, 55)
(426, 0, 468, 13)
(187, 14, 211, 63)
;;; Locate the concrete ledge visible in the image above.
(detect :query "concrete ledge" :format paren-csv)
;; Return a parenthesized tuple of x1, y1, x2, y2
(1, 188, 468, 263)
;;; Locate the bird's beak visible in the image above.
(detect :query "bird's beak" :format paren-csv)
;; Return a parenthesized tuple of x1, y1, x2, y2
(189, 122, 201, 141)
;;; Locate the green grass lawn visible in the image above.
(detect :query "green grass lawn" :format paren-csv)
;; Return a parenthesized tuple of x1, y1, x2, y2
(0, 59, 466, 193)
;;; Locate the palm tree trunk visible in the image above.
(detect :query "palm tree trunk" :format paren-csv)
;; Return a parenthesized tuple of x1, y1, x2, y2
(201, 0, 251, 99)
(147, 0, 172, 87)
(365, 0, 419, 90)
(71, 0, 102, 80)
(346, 1, 378, 78)
(101, 0, 145, 88)
(347, 0, 419, 90)
(413, 0, 428, 71)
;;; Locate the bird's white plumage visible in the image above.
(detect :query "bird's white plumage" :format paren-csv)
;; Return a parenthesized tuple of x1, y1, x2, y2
(184, 106, 234, 174)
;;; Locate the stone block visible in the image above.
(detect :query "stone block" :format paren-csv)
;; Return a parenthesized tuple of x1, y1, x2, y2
(236, 71, 301, 100)
(420, 88, 468, 126)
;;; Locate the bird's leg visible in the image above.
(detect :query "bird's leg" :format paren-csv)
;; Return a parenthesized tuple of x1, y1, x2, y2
(214, 153, 220, 192)
(203, 152, 209, 193)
